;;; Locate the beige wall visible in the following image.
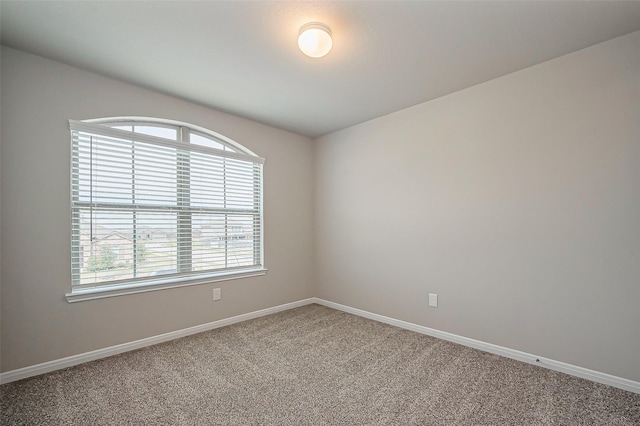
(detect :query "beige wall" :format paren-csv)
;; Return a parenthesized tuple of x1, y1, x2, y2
(0, 47, 315, 372)
(2, 31, 640, 384)
(314, 32, 640, 381)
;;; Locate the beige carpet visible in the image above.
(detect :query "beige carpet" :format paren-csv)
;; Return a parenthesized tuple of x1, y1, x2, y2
(1, 304, 639, 425)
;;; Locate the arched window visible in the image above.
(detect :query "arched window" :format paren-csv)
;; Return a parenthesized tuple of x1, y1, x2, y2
(68, 117, 265, 301)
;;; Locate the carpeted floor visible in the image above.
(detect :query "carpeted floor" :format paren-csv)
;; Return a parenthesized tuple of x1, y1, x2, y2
(1, 303, 639, 425)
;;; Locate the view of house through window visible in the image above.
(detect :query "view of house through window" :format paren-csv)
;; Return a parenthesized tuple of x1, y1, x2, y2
(70, 118, 264, 292)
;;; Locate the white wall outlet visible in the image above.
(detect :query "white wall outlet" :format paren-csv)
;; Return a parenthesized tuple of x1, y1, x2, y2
(428, 293, 438, 308)
(213, 288, 221, 301)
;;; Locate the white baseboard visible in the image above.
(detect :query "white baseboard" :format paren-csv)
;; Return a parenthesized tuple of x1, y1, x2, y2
(311, 297, 640, 394)
(3, 296, 638, 395)
(0, 298, 315, 385)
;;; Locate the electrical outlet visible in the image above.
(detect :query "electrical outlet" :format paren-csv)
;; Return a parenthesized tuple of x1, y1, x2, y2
(428, 293, 438, 308)
(213, 288, 221, 301)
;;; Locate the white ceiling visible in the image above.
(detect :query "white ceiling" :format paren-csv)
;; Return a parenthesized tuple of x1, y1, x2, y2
(2, 1, 640, 138)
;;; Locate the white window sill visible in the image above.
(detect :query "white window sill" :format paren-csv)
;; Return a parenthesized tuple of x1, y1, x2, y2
(65, 268, 267, 303)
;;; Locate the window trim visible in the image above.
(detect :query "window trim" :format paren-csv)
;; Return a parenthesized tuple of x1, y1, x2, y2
(67, 117, 266, 302)
(66, 268, 267, 303)
(70, 120, 265, 164)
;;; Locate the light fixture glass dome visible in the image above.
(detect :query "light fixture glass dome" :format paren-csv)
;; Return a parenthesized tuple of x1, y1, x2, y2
(298, 23, 332, 58)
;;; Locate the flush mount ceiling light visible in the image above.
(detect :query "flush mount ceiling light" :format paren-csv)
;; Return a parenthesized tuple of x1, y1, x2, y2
(298, 22, 333, 58)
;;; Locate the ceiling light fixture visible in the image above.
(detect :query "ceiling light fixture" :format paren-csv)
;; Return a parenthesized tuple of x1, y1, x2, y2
(298, 22, 333, 58)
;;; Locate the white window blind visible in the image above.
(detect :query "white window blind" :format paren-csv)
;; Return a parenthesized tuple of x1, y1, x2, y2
(70, 119, 264, 294)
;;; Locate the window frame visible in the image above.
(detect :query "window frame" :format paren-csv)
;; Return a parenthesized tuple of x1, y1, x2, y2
(67, 117, 266, 302)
